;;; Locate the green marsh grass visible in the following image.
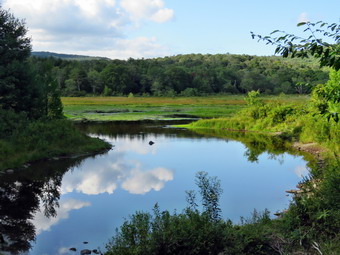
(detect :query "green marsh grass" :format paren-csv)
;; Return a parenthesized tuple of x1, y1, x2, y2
(62, 95, 309, 121)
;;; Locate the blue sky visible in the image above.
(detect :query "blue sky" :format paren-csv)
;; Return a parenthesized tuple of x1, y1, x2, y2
(2, 0, 339, 59)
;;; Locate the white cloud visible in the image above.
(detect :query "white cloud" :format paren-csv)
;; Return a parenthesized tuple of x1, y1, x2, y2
(3, 0, 123, 34)
(151, 8, 174, 23)
(120, 0, 174, 23)
(58, 247, 71, 255)
(70, 36, 170, 59)
(113, 135, 161, 154)
(293, 165, 309, 178)
(32, 199, 91, 235)
(298, 12, 309, 23)
(60, 142, 173, 195)
(60, 158, 126, 195)
(2, 0, 174, 59)
(122, 167, 174, 194)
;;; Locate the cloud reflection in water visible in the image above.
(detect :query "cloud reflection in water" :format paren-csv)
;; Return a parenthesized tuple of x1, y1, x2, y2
(122, 167, 174, 194)
(32, 199, 91, 235)
(293, 165, 309, 178)
(61, 136, 173, 196)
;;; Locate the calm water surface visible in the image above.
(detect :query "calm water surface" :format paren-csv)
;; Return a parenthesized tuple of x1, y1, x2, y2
(0, 122, 309, 255)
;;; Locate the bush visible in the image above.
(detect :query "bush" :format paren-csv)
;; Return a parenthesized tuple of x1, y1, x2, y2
(0, 109, 28, 139)
(268, 104, 295, 125)
(0, 115, 110, 170)
(106, 172, 227, 255)
(249, 105, 269, 120)
(180, 88, 199, 97)
(277, 161, 340, 254)
(245, 90, 263, 106)
(311, 69, 340, 122)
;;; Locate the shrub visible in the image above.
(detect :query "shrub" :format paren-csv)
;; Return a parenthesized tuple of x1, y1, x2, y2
(268, 104, 295, 125)
(244, 90, 263, 106)
(249, 105, 269, 120)
(0, 109, 28, 139)
(106, 172, 227, 255)
(311, 69, 340, 122)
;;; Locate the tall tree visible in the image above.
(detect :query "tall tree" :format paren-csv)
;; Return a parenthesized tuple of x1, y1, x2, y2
(0, 6, 45, 118)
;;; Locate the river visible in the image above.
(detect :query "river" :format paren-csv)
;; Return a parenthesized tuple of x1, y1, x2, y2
(0, 121, 309, 255)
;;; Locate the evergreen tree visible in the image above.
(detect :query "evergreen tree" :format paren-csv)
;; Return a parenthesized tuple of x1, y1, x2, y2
(0, 6, 45, 118)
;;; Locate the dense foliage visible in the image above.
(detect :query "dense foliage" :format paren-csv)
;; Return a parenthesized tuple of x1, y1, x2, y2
(0, 6, 63, 119)
(29, 53, 329, 97)
(0, 7, 42, 119)
(311, 69, 340, 122)
(189, 90, 340, 155)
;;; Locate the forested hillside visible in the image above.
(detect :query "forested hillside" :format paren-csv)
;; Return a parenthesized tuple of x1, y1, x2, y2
(29, 54, 329, 97)
(32, 51, 109, 61)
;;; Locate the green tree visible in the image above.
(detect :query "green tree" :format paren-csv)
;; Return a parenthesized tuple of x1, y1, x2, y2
(252, 21, 340, 121)
(0, 6, 44, 118)
(312, 69, 340, 122)
(69, 66, 89, 93)
(88, 69, 103, 94)
(47, 81, 64, 119)
(63, 79, 77, 96)
(101, 63, 131, 95)
(251, 21, 340, 70)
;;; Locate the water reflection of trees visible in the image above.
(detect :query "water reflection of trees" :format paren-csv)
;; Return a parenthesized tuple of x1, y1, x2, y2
(0, 156, 89, 254)
(77, 122, 296, 164)
(76, 121, 203, 140)
(190, 128, 294, 163)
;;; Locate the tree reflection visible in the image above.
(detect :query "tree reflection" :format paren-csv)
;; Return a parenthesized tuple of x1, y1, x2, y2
(0, 155, 91, 254)
(190, 127, 293, 163)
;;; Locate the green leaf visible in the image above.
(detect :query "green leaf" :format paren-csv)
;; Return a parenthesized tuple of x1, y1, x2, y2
(275, 47, 281, 54)
(297, 22, 307, 27)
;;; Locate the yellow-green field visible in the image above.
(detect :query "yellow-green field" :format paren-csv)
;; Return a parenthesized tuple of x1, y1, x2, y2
(62, 95, 310, 121)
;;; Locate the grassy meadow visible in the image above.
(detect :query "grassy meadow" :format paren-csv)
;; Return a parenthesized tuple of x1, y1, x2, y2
(62, 95, 310, 121)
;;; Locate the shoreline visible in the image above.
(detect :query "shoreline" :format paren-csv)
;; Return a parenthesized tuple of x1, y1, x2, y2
(1, 145, 112, 174)
(184, 125, 332, 161)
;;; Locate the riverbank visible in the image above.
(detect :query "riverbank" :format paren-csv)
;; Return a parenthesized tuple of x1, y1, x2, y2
(182, 101, 339, 159)
(0, 117, 111, 171)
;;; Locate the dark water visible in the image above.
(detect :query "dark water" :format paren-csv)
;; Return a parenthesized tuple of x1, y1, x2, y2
(0, 122, 309, 255)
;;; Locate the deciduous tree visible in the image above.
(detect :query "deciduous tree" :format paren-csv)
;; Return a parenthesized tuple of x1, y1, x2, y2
(251, 21, 339, 70)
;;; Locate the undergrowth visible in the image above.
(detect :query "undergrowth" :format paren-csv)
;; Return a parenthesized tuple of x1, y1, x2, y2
(187, 101, 340, 156)
(0, 110, 111, 170)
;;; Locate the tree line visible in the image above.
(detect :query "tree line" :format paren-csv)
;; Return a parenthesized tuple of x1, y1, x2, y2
(29, 53, 329, 97)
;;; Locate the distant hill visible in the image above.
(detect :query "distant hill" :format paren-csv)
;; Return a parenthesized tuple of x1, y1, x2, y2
(31, 51, 110, 60)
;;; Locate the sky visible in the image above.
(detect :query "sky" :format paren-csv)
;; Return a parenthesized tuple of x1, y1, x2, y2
(1, 0, 339, 59)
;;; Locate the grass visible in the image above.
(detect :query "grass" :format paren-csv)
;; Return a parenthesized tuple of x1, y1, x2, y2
(62, 95, 309, 121)
(183, 100, 340, 158)
(0, 118, 111, 171)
